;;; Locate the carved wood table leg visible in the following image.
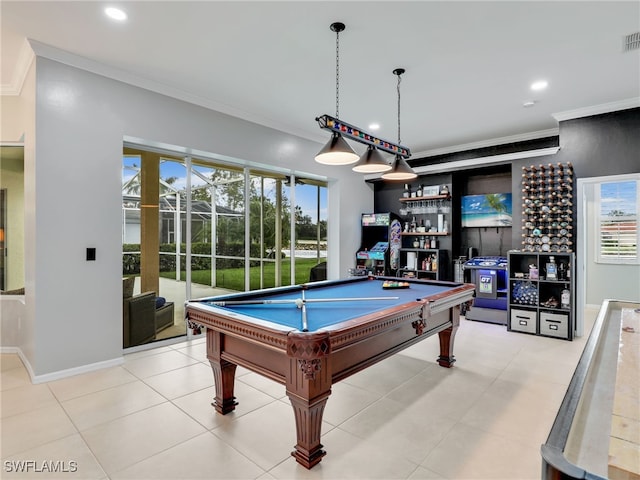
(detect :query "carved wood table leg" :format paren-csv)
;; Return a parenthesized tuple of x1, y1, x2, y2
(437, 305, 461, 368)
(286, 331, 332, 469)
(207, 329, 238, 414)
(287, 388, 330, 469)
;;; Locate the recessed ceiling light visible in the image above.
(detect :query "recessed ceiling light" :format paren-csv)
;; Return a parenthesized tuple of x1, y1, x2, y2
(531, 80, 548, 91)
(105, 7, 127, 21)
(368, 123, 380, 130)
(523, 100, 536, 108)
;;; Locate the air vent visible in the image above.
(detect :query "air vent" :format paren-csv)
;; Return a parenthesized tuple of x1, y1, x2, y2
(623, 32, 640, 52)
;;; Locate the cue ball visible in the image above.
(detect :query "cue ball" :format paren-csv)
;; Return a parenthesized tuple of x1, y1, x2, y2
(295, 298, 304, 308)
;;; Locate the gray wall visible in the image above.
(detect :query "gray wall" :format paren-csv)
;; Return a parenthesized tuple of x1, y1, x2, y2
(17, 55, 373, 380)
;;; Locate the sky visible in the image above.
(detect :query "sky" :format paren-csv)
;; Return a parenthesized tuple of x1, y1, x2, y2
(123, 156, 327, 221)
(600, 180, 637, 216)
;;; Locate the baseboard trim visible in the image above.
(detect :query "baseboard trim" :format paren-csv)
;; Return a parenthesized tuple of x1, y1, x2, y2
(0, 346, 124, 384)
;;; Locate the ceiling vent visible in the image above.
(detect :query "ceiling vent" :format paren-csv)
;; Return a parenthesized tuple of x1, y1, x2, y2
(623, 32, 640, 52)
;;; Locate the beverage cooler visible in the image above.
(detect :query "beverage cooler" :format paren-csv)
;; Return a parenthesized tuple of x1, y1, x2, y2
(463, 256, 509, 325)
(353, 213, 402, 276)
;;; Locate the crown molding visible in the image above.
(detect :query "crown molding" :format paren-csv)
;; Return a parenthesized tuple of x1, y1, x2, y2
(0, 38, 34, 96)
(552, 97, 640, 122)
(411, 128, 559, 159)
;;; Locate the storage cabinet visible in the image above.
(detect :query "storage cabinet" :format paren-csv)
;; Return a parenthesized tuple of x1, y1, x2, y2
(398, 248, 448, 281)
(507, 251, 574, 340)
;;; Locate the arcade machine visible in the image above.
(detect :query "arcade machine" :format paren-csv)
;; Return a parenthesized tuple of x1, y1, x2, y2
(354, 212, 402, 276)
(463, 256, 508, 325)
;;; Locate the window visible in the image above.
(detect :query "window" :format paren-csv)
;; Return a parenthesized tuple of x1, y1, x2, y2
(596, 179, 639, 263)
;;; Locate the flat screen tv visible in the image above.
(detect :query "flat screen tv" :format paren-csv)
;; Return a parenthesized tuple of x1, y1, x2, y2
(461, 193, 513, 228)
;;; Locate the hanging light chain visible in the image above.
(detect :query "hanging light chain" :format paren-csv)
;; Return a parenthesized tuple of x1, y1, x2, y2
(397, 73, 402, 144)
(335, 26, 340, 119)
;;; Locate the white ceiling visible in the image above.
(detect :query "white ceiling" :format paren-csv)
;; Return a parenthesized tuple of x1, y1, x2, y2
(2, 1, 639, 157)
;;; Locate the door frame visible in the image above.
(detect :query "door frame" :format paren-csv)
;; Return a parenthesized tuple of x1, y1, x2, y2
(577, 172, 640, 337)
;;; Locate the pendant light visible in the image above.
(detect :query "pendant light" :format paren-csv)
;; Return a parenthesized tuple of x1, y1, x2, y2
(352, 145, 392, 173)
(382, 68, 417, 181)
(315, 22, 359, 166)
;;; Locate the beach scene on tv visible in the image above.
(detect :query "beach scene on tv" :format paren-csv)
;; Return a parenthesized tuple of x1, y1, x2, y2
(461, 193, 513, 227)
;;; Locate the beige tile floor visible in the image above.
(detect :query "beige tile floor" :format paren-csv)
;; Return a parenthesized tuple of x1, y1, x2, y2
(1, 309, 598, 480)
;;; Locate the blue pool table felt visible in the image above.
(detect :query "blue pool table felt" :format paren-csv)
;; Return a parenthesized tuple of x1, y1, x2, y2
(201, 281, 453, 331)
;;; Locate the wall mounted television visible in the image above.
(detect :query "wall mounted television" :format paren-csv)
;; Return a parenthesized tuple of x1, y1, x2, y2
(461, 193, 513, 228)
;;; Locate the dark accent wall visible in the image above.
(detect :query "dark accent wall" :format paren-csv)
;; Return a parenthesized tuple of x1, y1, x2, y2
(373, 107, 639, 280)
(509, 107, 640, 249)
(453, 164, 512, 259)
(556, 107, 640, 178)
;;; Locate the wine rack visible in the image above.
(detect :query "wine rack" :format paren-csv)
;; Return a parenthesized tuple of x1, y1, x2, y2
(521, 162, 574, 253)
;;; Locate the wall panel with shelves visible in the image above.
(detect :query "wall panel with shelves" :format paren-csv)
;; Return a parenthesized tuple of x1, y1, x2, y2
(397, 248, 448, 281)
(372, 174, 454, 280)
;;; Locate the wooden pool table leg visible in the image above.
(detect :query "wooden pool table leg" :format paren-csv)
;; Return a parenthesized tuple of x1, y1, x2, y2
(287, 387, 330, 469)
(286, 332, 332, 469)
(207, 329, 238, 414)
(437, 305, 461, 368)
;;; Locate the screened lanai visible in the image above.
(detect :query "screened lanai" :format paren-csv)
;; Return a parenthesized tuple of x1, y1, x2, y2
(121, 148, 328, 348)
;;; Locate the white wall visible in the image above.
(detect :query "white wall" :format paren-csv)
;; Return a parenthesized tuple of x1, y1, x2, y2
(19, 55, 372, 379)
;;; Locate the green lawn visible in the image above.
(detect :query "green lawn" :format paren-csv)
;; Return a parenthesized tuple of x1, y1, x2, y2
(160, 257, 323, 291)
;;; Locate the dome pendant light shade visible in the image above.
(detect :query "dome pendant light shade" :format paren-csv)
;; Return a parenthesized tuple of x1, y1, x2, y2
(381, 155, 418, 180)
(352, 146, 392, 173)
(315, 132, 360, 165)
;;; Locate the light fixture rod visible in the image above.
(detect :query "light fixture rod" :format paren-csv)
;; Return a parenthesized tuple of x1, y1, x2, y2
(330, 22, 345, 119)
(394, 68, 405, 144)
(316, 114, 412, 158)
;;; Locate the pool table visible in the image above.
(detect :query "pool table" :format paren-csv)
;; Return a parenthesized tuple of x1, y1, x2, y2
(185, 276, 475, 469)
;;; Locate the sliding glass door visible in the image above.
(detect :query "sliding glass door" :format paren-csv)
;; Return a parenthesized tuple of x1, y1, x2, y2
(122, 146, 327, 348)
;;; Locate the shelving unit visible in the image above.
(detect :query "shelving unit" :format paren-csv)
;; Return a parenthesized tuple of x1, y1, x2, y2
(508, 251, 575, 340)
(399, 194, 451, 237)
(397, 188, 451, 280)
(397, 248, 448, 281)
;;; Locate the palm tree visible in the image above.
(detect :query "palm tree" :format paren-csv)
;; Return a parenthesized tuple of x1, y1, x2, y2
(483, 194, 510, 225)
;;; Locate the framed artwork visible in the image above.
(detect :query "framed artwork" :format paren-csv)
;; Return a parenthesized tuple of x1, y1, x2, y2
(461, 193, 513, 228)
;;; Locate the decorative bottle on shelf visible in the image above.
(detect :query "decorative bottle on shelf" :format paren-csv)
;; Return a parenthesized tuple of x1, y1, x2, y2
(410, 216, 417, 232)
(561, 286, 571, 308)
(403, 184, 411, 198)
(430, 236, 437, 249)
(546, 256, 557, 280)
(558, 262, 566, 280)
(431, 254, 438, 272)
(416, 184, 423, 197)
